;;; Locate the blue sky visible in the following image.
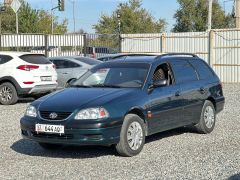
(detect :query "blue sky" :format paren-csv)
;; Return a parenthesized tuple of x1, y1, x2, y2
(25, 0, 234, 33)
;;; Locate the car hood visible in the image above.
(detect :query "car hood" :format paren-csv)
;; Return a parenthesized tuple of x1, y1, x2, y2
(37, 87, 136, 112)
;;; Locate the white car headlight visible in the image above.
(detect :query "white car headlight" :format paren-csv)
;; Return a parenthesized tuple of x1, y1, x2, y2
(75, 107, 109, 120)
(25, 105, 37, 117)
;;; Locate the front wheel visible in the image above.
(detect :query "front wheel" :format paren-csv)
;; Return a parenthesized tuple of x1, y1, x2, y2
(115, 114, 146, 157)
(195, 100, 216, 134)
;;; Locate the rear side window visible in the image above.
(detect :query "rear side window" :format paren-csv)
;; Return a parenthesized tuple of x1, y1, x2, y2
(52, 60, 80, 69)
(20, 54, 51, 64)
(171, 60, 198, 84)
(0, 55, 12, 64)
(190, 60, 214, 80)
(74, 58, 101, 65)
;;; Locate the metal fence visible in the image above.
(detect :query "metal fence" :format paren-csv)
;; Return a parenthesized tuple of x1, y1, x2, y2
(0, 30, 239, 83)
(0, 33, 120, 58)
(121, 29, 240, 83)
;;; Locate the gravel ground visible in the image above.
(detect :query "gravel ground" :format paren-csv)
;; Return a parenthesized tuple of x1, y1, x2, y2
(0, 84, 239, 180)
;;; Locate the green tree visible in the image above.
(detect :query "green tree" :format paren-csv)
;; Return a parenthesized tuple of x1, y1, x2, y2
(93, 0, 166, 34)
(173, 0, 234, 32)
(0, 0, 68, 34)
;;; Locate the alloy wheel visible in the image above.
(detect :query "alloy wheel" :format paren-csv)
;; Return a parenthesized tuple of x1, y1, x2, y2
(0, 86, 13, 103)
(127, 121, 143, 151)
(204, 106, 215, 129)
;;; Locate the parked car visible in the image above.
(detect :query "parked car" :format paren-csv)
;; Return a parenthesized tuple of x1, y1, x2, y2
(85, 46, 117, 58)
(0, 52, 57, 105)
(48, 56, 102, 89)
(97, 53, 159, 62)
(20, 53, 225, 156)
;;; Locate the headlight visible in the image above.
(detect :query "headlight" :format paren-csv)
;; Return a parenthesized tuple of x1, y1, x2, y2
(25, 105, 37, 117)
(75, 107, 109, 120)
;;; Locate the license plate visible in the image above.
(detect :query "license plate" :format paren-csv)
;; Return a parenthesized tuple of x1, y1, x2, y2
(35, 124, 64, 134)
(41, 76, 52, 81)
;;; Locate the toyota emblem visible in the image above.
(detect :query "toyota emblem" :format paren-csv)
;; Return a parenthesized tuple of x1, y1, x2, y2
(49, 112, 58, 119)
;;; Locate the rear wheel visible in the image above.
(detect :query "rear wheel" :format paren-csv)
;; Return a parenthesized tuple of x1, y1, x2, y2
(0, 82, 18, 105)
(38, 143, 62, 150)
(195, 100, 216, 134)
(115, 114, 145, 157)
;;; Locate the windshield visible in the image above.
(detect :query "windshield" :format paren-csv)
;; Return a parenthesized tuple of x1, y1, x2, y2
(72, 63, 149, 88)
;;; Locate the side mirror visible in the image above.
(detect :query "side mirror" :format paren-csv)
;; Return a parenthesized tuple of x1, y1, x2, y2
(65, 79, 77, 88)
(149, 79, 167, 89)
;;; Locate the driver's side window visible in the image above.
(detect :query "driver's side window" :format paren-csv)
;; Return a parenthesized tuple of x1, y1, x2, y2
(153, 63, 174, 86)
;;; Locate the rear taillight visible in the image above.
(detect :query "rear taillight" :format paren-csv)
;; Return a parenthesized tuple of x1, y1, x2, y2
(17, 65, 39, 71)
(23, 82, 34, 84)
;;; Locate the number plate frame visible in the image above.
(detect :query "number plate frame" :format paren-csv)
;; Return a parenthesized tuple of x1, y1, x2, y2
(35, 124, 64, 134)
(40, 76, 52, 81)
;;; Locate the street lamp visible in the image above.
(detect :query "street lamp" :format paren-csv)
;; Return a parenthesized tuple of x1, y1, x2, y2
(117, 10, 121, 34)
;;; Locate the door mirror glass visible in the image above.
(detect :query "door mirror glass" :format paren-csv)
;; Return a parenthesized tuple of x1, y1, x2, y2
(149, 79, 167, 89)
(66, 79, 77, 88)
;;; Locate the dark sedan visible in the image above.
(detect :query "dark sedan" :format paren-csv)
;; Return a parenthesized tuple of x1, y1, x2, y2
(20, 53, 225, 156)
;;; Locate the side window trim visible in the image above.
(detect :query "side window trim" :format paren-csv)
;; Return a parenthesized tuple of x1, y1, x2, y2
(187, 60, 200, 80)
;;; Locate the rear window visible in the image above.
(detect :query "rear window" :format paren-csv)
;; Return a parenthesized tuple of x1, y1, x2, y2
(74, 57, 101, 65)
(0, 55, 12, 64)
(171, 60, 198, 84)
(190, 60, 214, 80)
(20, 54, 51, 64)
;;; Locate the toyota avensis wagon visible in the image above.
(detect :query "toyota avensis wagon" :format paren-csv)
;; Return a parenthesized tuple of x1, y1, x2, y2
(20, 53, 225, 157)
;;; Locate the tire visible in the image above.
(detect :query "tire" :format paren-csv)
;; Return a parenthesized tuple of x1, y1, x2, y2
(0, 82, 18, 105)
(38, 143, 62, 150)
(195, 100, 216, 134)
(115, 114, 146, 157)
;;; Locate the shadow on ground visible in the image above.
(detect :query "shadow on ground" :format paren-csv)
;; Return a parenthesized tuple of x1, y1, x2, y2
(228, 173, 240, 180)
(11, 127, 196, 159)
(18, 98, 35, 104)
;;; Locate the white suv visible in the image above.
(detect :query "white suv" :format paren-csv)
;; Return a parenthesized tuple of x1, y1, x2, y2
(0, 52, 58, 105)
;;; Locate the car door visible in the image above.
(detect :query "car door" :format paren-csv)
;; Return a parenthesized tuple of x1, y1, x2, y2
(146, 62, 185, 134)
(169, 59, 203, 125)
(51, 59, 75, 88)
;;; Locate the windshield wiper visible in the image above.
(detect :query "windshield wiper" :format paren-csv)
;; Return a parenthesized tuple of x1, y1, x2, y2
(91, 84, 122, 88)
(70, 85, 92, 88)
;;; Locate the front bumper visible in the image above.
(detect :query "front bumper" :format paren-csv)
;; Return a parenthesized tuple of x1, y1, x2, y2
(20, 116, 122, 146)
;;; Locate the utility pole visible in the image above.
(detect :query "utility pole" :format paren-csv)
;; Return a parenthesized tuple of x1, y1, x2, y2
(72, 0, 76, 33)
(208, 0, 213, 30)
(236, 0, 240, 28)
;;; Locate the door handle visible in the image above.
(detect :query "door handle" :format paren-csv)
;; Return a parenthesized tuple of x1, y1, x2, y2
(62, 72, 68, 74)
(175, 91, 181, 96)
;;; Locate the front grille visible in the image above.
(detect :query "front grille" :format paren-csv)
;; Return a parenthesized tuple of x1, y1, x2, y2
(39, 111, 72, 120)
(31, 132, 73, 139)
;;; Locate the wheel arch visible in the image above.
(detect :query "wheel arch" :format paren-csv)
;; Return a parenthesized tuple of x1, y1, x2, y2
(206, 96, 216, 110)
(126, 107, 149, 136)
(0, 76, 20, 93)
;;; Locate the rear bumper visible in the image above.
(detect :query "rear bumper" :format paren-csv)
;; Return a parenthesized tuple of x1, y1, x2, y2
(28, 84, 57, 94)
(18, 84, 57, 95)
(215, 96, 225, 113)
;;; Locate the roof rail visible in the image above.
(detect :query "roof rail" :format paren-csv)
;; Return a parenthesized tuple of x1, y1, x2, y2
(156, 53, 199, 59)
